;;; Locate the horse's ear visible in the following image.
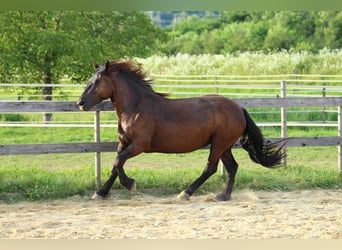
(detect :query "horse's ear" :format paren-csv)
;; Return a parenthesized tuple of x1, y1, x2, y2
(93, 61, 99, 70)
(105, 61, 110, 71)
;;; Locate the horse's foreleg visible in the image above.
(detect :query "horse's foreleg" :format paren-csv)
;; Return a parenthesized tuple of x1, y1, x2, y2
(93, 142, 138, 199)
(115, 167, 136, 193)
(93, 158, 136, 199)
(92, 142, 126, 199)
(114, 142, 144, 193)
(93, 170, 118, 199)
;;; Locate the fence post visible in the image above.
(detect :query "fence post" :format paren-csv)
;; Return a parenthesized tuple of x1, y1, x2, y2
(94, 110, 101, 187)
(281, 81, 287, 166)
(322, 84, 326, 123)
(215, 75, 219, 94)
(217, 74, 226, 176)
(338, 106, 342, 173)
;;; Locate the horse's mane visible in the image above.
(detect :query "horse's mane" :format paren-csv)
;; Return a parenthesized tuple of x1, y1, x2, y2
(107, 60, 169, 97)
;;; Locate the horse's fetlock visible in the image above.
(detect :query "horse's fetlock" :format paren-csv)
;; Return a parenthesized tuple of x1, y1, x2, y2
(177, 190, 191, 201)
(121, 177, 136, 193)
(92, 191, 106, 200)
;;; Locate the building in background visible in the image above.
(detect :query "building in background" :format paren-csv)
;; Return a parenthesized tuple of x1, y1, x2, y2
(144, 11, 219, 28)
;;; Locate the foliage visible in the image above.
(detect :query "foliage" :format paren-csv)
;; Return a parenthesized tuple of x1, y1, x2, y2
(137, 49, 342, 75)
(0, 114, 28, 122)
(0, 11, 166, 85)
(159, 11, 342, 55)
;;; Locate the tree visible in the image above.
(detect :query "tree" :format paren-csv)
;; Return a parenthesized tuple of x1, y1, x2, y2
(160, 11, 341, 55)
(219, 11, 252, 24)
(0, 11, 165, 120)
(315, 11, 342, 49)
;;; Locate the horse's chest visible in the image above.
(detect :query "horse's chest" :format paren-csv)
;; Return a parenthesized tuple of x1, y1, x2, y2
(118, 113, 143, 139)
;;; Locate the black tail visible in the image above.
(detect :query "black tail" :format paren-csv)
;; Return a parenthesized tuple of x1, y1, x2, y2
(240, 108, 286, 168)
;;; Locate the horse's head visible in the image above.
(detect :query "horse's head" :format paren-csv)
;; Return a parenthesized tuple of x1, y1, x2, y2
(77, 61, 114, 111)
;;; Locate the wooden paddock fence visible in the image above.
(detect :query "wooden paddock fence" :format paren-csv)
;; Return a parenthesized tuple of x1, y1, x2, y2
(1, 95, 342, 185)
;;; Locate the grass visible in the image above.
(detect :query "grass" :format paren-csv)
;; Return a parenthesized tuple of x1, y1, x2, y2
(1, 146, 341, 203)
(1, 111, 341, 203)
(0, 165, 96, 202)
(1, 51, 342, 202)
(137, 50, 342, 76)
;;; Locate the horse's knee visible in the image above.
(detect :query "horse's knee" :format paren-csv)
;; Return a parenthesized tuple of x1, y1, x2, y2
(111, 168, 117, 175)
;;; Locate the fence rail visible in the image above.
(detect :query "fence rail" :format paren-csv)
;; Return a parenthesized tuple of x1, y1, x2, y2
(1, 79, 342, 185)
(1, 96, 342, 112)
(1, 137, 341, 155)
(1, 95, 342, 185)
(1, 74, 342, 101)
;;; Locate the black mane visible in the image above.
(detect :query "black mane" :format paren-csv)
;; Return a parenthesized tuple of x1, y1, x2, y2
(106, 60, 169, 97)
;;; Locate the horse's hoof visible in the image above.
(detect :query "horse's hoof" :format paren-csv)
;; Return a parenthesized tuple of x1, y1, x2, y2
(129, 180, 137, 194)
(215, 192, 230, 201)
(177, 190, 190, 201)
(91, 192, 105, 200)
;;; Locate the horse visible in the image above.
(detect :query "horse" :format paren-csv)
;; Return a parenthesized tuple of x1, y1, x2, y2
(77, 60, 286, 201)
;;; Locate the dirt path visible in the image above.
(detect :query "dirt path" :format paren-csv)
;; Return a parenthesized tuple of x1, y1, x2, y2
(0, 189, 341, 239)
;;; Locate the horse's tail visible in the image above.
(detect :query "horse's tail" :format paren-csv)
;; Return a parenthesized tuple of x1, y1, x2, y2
(240, 108, 286, 168)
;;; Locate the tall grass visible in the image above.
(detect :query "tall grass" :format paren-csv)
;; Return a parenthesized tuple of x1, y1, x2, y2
(137, 49, 342, 76)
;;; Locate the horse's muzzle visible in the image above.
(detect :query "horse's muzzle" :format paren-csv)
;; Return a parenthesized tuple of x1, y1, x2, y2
(77, 100, 88, 111)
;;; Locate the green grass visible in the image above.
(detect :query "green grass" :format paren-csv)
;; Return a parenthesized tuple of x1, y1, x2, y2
(1, 50, 342, 202)
(0, 162, 340, 203)
(1, 113, 341, 203)
(0, 165, 96, 202)
(1, 147, 341, 203)
(137, 50, 342, 76)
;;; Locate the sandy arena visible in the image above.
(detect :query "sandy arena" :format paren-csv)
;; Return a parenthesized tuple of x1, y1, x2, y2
(0, 189, 341, 239)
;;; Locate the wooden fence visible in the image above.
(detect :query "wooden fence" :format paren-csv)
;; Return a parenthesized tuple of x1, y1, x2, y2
(1, 92, 342, 185)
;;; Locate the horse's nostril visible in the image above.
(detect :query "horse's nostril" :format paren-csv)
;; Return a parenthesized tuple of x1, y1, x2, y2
(77, 100, 84, 106)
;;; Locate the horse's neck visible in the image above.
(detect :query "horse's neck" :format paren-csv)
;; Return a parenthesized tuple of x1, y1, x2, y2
(112, 76, 143, 118)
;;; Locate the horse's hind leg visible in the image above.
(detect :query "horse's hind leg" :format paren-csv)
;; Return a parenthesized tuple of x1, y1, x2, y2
(177, 145, 221, 201)
(215, 149, 238, 201)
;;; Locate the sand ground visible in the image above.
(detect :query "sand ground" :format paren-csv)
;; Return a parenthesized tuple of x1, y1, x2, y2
(0, 189, 341, 239)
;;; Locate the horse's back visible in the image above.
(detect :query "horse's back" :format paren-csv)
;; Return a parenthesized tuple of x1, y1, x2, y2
(156, 94, 246, 130)
(199, 95, 246, 135)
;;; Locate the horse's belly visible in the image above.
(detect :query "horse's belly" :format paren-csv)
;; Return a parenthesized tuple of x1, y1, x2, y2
(149, 143, 207, 154)
(149, 129, 210, 153)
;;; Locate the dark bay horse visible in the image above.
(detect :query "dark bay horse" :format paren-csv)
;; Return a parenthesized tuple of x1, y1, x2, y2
(77, 60, 285, 201)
